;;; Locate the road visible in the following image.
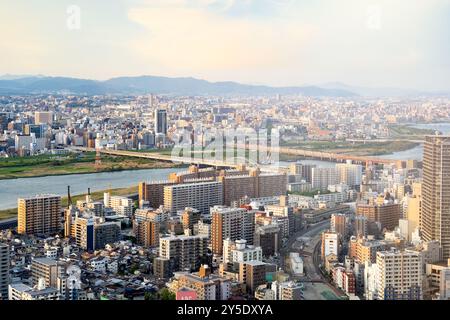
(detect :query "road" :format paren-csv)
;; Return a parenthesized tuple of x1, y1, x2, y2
(280, 219, 347, 298)
(279, 219, 330, 278)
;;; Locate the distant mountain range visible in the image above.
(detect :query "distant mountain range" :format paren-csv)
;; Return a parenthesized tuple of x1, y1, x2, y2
(0, 75, 355, 96)
(0, 75, 447, 97)
(319, 82, 449, 97)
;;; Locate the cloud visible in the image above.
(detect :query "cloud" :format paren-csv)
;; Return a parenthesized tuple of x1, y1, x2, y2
(127, 1, 314, 81)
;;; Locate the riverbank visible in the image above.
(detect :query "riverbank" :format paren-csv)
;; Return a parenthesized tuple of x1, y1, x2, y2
(280, 140, 419, 159)
(0, 152, 179, 180)
(388, 124, 435, 139)
(0, 185, 138, 221)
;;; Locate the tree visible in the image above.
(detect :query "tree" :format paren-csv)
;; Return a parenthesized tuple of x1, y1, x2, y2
(144, 292, 157, 300)
(159, 288, 175, 300)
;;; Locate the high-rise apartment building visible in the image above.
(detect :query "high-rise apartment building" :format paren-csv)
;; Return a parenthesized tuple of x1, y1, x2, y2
(18, 195, 61, 235)
(289, 162, 316, 183)
(376, 249, 422, 300)
(211, 206, 255, 255)
(104, 193, 133, 217)
(311, 167, 338, 190)
(336, 160, 362, 187)
(164, 181, 223, 215)
(0, 243, 9, 300)
(181, 207, 201, 233)
(159, 234, 209, 272)
(67, 215, 121, 251)
(31, 258, 65, 288)
(133, 218, 159, 247)
(422, 135, 450, 259)
(238, 261, 267, 294)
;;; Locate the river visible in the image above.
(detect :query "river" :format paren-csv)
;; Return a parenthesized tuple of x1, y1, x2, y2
(378, 123, 450, 161)
(2, 122, 449, 211)
(0, 167, 185, 210)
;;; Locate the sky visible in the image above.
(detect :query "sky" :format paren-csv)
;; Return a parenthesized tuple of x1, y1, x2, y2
(0, 0, 449, 91)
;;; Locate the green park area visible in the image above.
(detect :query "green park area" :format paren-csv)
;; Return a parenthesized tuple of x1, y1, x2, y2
(280, 139, 419, 158)
(0, 152, 176, 180)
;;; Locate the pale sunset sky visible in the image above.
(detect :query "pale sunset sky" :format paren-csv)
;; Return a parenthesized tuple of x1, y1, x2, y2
(1, 0, 449, 90)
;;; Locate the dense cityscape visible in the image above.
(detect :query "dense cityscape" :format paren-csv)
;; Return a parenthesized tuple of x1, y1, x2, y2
(0, 93, 449, 301)
(1, 1, 450, 312)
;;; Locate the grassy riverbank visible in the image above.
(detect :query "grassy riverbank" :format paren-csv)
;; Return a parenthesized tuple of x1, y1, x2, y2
(388, 124, 435, 139)
(280, 140, 419, 157)
(0, 152, 177, 180)
(0, 186, 139, 221)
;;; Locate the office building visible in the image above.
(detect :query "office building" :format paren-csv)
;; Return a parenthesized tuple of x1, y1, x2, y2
(406, 182, 422, 240)
(255, 224, 280, 257)
(348, 236, 389, 264)
(422, 135, 450, 259)
(35, 111, 53, 125)
(155, 109, 168, 134)
(24, 124, 45, 138)
(18, 195, 61, 235)
(353, 216, 369, 238)
(356, 199, 401, 231)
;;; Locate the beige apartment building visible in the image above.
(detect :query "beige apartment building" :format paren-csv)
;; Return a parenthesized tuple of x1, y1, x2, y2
(18, 195, 61, 235)
(376, 249, 422, 300)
